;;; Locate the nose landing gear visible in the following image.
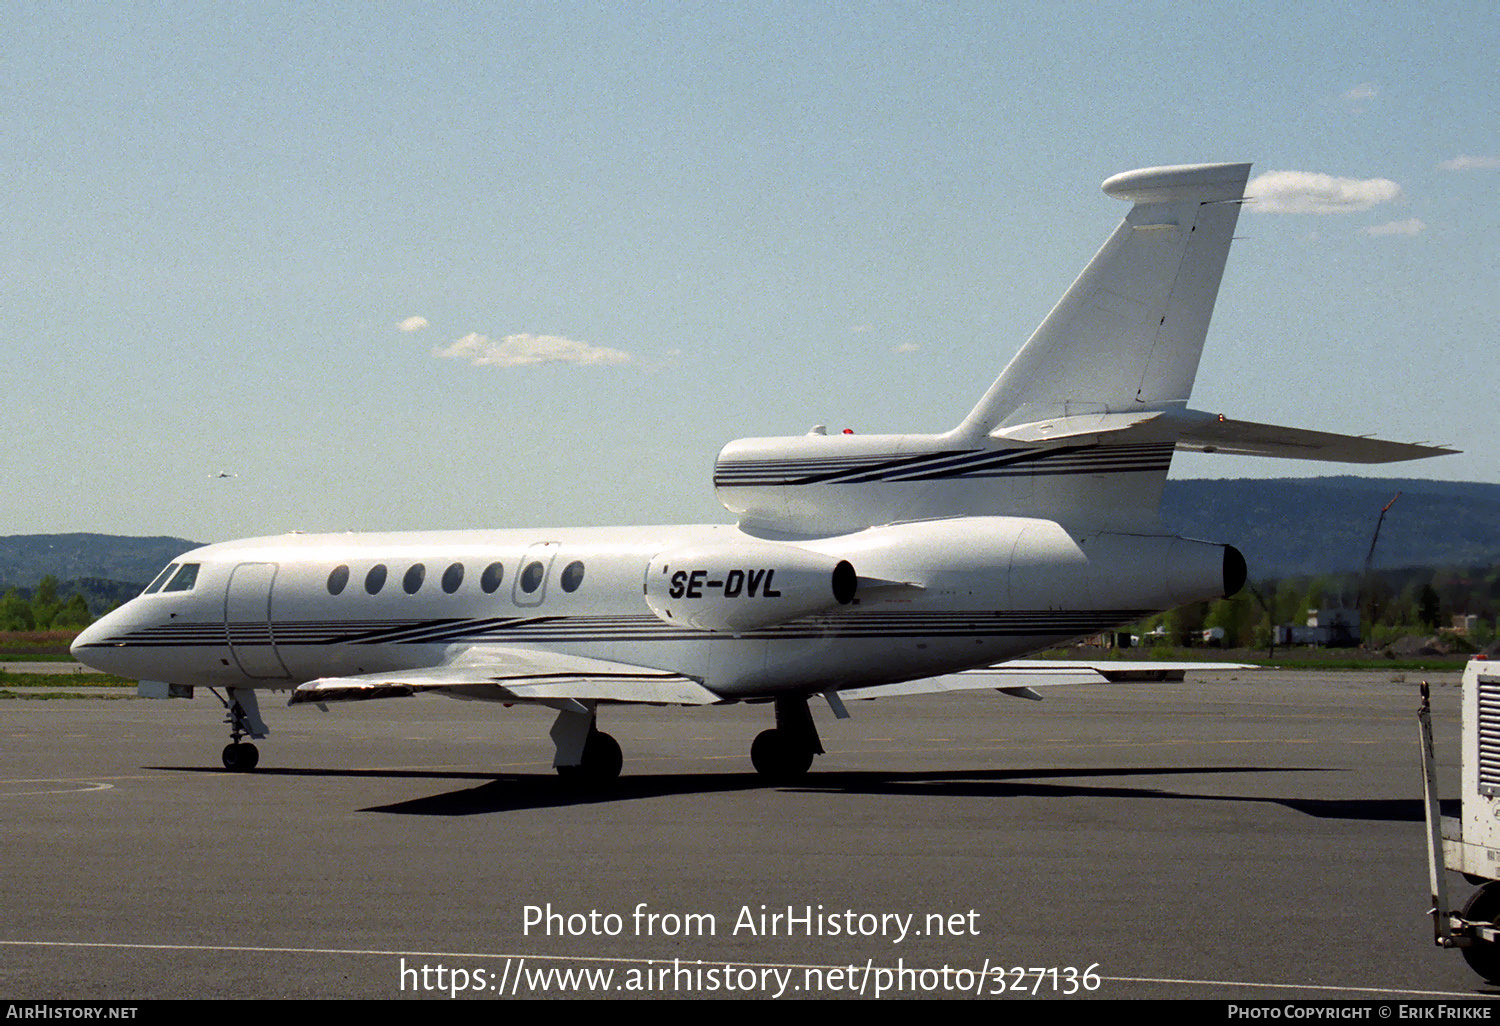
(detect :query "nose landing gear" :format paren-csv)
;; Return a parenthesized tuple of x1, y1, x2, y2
(210, 687, 269, 772)
(222, 740, 259, 771)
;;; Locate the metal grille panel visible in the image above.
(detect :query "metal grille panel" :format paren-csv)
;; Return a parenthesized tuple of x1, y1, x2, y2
(1478, 674, 1500, 796)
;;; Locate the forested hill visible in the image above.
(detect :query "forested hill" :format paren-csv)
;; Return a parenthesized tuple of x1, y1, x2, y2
(0, 476, 1496, 590)
(1161, 478, 1500, 576)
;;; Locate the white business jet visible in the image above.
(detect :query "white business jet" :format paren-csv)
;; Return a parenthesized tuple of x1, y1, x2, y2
(71, 162, 1454, 782)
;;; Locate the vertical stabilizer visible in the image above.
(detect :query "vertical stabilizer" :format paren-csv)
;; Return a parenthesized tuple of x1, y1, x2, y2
(955, 162, 1250, 439)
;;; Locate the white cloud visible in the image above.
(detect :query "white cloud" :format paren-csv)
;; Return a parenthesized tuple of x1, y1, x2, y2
(1247, 171, 1402, 214)
(895, 342, 920, 353)
(432, 332, 633, 368)
(1342, 83, 1377, 101)
(1439, 155, 1500, 171)
(1363, 218, 1425, 236)
(397, 316, 429, 332)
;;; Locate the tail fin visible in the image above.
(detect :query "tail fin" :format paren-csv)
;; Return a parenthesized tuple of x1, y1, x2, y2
(955, 162, 1250, 439)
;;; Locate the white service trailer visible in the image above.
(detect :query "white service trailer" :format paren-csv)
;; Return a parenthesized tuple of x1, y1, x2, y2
(1419, 657, 1500, 983)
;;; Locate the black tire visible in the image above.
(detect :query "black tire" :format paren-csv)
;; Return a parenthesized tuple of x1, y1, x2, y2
(557, 730, 622, 785)
(1461, 883, 1500, 984)
(750, 728, 813, 784)
(221, 742, 259, 772)
(583, 730, 622, 782)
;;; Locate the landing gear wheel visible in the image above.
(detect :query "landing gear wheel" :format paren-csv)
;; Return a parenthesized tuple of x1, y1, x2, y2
(221, 742, 260, 772)
(557, 730, 622, 786)
(751, 728, 814, 784)
(1462, 883, 1500, 984)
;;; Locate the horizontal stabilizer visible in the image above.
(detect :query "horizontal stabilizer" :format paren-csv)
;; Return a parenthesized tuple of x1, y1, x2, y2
(1174, 414, 1459, 463)
(290, 647, 721, 707)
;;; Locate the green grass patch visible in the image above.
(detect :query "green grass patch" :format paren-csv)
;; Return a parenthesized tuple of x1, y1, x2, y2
(0, 688, 135, 700)
(0, 629, 82, 658)
(0, 671, 135, 688)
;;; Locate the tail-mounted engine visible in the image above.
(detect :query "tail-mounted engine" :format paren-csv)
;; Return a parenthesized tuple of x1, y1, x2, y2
(645, 541, 857, 633)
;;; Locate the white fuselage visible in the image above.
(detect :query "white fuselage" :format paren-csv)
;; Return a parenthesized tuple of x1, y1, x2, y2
(71, 516, 1232, 701)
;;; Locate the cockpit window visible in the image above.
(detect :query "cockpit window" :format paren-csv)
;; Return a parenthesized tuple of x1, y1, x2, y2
(161, 563, 200, 593)
(143, 563, 179, 595)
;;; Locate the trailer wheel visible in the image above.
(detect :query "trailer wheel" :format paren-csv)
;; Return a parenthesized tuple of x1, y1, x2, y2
(1461, 883, 1500, 984)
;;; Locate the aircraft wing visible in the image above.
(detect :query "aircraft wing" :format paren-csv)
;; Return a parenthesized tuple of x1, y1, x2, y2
(289, 646, 722, 707)
(844, 659, 1254, 700)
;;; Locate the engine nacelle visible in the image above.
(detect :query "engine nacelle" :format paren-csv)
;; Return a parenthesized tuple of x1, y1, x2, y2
(645, 541, 857, 633)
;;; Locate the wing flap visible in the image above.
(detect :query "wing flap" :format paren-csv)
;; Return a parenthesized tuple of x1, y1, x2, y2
(289, 647, 721, 707)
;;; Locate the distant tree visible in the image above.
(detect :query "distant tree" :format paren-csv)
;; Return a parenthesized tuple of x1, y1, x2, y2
(31, 575, 60, 629)
(51, 593, 92, 629)
(1300, 577, 1329, 621)
(1360, 574, 1394, 635)
(1205, 593, 1255, 647)
(0, 588, 34, 631)
(1418, 583, 1442, 629)
(1165, 601, 1209, 646)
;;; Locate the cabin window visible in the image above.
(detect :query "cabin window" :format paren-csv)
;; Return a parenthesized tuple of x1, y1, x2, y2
(520, 560, 545, 594)
(162, 563, 200, 593)
(327, 565, 350, 595)
(442, 562, 464, 594)
(143, 563, 179, 595)
(560, 560, 585, 593)
(404, 563, 426, 594)
(481, 562, 505, 594)
(365, 564, 388, 594)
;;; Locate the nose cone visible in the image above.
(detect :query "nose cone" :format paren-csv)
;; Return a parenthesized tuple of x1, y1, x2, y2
(69, 621, 101, 661)
(70, 606, 134, 675)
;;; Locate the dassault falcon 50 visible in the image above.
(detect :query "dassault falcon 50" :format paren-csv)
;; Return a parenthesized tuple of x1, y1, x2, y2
(72, 162, 1455, 782)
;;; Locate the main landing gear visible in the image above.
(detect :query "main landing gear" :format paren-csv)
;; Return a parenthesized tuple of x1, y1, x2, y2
(557, 729, 623, 785)
(547, 694, 829, 788)
(750, 695, 824, 785)
(549, 702, 622, 786)
(211, 687, 269, 772)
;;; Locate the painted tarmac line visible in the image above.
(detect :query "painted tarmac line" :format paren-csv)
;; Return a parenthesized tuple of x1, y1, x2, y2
(0, 780, 116, 796)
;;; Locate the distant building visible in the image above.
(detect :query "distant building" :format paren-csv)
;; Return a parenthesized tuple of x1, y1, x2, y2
(1274, 607, 1361, 647)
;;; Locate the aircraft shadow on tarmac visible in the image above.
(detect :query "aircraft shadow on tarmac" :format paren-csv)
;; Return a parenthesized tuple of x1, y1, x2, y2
(150, 763, 1452, 820)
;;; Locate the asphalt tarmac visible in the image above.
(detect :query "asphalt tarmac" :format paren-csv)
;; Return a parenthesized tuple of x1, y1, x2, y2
(1, 668, 1491, 1001)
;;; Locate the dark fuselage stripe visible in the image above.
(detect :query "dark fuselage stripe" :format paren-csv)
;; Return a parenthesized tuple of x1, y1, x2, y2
(81, 610, 1152, 648)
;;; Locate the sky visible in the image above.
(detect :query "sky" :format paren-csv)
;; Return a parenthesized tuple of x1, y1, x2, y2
(3, 1, 1495, 542)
